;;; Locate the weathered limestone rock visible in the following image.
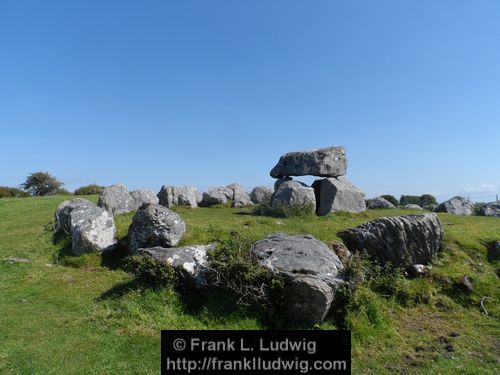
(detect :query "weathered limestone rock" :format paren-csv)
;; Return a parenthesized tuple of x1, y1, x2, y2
(312, 177, 366, 215)
(54, 198, 116, 255)
(338, 213, 444, 267)
(227, 183, 253, 207)
(158, 185, 199, 208)
(251, 233, 344, 326)
(137, 244, 215, 287)
(404, 204, 424, 210)
(366, 197, 396, 209)
(435, 196, 474, 216)
(270, 147, 347, 178)
(271, 180, 316, 214)
(98, 184, 135, 215)
(479, 202, 500, 217)
(200, 188, 231, 206)
(128, 204, 186, 252)
(250, 186, 274, 204)
(130, 188, 159, 209)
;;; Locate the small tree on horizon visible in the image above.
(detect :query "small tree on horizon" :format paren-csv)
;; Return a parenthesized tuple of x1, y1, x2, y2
(21, 171, 63, 196)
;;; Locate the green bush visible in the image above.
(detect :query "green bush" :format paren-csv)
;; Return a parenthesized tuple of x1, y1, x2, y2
(49, 188, 73, 196)
(419, 194, 437, 208)
(399, 195, 420, 206)
(123, 255, 177, 288)
(74, 184, 105, 195)
(380, 195, 399, 207)
(208, 232, 284, 308)
(0, 186, 30, 198)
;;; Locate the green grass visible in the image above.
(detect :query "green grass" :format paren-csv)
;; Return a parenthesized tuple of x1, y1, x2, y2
(0, 195, 498, 374)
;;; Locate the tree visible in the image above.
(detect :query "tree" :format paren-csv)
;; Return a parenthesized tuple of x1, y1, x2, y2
(399, 195, 420, 206)
(419, 194, 437, 208)
(381, 195, 399, 207)
(21, 171, 63, 196)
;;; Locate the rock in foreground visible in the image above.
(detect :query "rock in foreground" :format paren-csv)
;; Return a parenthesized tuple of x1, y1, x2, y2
(137, 245, 214, 287)
(128, 204, 186, 252)
(339, 213, 443, 267)
(98, 184, 135, 215)
(251, 233, 344, 326)
(270, 146, 347, 178)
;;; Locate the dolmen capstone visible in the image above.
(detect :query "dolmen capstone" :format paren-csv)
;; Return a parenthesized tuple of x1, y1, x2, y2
(251, 233, 345, 326)
(269, 147, 366, 215)
(435, 196, 474, 216)
(130, 188, 159, 209)
(250, 186, 274, 205)
(479, 202, 500, 217)
(270, 146, 347, 178)
(128, 204, 186, 252)
(158, 185, 199, 208)
(338, 213, 444, 267)
(98, 184, 135, 215)
(366, 196, 396, 209)
(137, 244, 215, 287)
(54, 198, 116, 255)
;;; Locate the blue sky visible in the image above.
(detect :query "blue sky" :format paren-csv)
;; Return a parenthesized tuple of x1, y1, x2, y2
(1, 0, 499, 202)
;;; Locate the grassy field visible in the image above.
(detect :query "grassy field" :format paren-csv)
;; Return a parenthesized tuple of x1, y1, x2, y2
(0, 195, 498, 374)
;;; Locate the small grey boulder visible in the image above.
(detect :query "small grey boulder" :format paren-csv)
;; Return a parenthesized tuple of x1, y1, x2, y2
(250, 186, 274, 205)
(128, 204, 186, 252)
(479, 202, 500, 217)
(404, 204, 424, 210)
(158, 185, 199, 208)
(366, 197, 396, 209)
(200, 187, 232, 206)
(137, 244, 215, 287)
(98, 184, 135, 215)
(130, 188, 159, 209)
(227, 183, 253, 207)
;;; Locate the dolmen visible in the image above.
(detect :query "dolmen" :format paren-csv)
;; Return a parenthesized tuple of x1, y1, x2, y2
(269, 146, 366, 215)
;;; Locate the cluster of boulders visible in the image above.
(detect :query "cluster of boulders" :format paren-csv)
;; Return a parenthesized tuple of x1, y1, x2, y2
(269, 147, 366, 215)
(54, 181, 446, 326)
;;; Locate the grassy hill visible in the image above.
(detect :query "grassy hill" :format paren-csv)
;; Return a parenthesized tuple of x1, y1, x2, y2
(0, 195, 498, 374)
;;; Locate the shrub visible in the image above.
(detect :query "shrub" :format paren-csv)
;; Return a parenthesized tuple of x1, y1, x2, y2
(74, 184, 105, 196)
(207, 232, 284, 308)
(21, 171, 63, 196)
(50, 188, 73, 196)
(419, 194, 437, 208)
(380, 195, 399, 207)
(123, 255, 177, 288)
(474, 202, 486, 215)
(0, 186, 30, 198)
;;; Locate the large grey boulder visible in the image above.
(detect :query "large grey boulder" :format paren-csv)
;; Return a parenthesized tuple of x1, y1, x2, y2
(271, 180, 316, 214)
(128, 204, 186, 253)
(251, 233, 344, 326)
(137, 244, 215, 287)
(479, 202, 500, 217)
(227, 183, 254, 207)
(54, 198, 116, 255)
(250, 186, 274, 204)
(366, 197, 396, 209)
(274, 177, 292, 191)
(338, 213, 444, 267)
(270, 146, 347, 178)
(98, 184, 135, 215)
(200, 187, 232, 206)
(130, 188, 159, 209)
(435, 196, 474, 216)
(312, 177, 366, 215)
(158, 185, 199, 208)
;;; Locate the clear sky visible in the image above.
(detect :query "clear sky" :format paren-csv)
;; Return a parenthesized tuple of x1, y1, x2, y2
(1, 0, 499, 202)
